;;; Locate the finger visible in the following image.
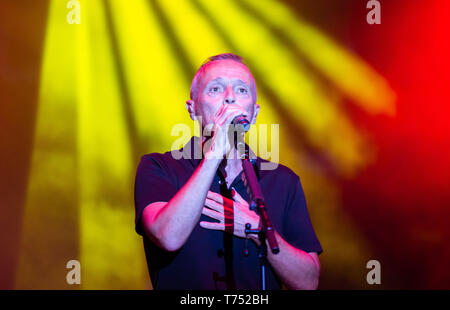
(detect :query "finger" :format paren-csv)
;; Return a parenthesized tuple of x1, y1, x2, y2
(199, 221, 224, 231)
(204, 197, 224, 212)
(214, 104, 230, 125)
(223, 109, 248, 127)
(202, 207, 223, 221)
(214, 103, 227, 119)
(216, 106, 248, 127)
(207, 191, 235, 207)
(231, 187, 247, 204)
(206, 191, 225, 204)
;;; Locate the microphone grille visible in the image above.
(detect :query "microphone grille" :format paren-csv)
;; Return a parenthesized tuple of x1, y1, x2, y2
(234, 115, 251, 132)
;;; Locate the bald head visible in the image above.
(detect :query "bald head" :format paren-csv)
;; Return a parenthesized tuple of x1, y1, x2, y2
(185, 53, 260, 128)
(190, 53, 257, 103)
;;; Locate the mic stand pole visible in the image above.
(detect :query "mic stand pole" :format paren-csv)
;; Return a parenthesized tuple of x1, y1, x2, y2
(236, 139, 279, 290)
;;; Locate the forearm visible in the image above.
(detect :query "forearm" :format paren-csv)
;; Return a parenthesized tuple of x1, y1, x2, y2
(266, 231, 320, 290)
(150, 157, 221, 251)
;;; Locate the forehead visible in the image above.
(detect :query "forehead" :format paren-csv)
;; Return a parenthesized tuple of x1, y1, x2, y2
(198, 59, 254, 86)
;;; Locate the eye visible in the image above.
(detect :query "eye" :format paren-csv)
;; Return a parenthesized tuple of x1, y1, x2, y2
(208, 85, 222, 95)
(236, 86, 248, 94)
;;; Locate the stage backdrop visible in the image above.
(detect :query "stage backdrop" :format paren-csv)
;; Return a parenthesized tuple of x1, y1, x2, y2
(0, 0, 449, 289)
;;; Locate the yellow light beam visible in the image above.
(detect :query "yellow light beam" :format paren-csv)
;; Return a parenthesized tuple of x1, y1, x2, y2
(241, 0, 396, 116)
(77, 0, 147, 289)
(155, 0, 285, 164)
(107, 0, 193, 153)
(15, 0, 81, 289)
(197, 0, 371, 176)
(155, 0, 229, 69)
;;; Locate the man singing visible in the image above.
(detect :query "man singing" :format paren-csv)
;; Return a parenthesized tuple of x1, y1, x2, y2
(134, 53, 322, 289)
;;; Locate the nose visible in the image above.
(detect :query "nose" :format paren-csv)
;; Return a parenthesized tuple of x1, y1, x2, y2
(224, 86, 236, 104)
(225, 97, 236, 104)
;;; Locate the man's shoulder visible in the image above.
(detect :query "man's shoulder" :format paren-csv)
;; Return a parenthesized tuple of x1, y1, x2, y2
(140, 151, 173, 163)
(139, 149, 192, 171)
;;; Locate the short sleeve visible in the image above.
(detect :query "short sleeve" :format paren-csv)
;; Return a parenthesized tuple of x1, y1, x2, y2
(283, 176, 323, 255)
(134, 154, 178, 236)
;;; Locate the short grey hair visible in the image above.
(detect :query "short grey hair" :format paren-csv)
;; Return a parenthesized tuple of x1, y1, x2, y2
(190, 53, 257, 103)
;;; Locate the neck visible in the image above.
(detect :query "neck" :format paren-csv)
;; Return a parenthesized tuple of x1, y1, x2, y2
(219, 147, 242, 171)
(219, 148, 243, 185)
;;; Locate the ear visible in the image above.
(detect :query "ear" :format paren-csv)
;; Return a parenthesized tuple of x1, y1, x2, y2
(250, 103, 260, 124)
(186, 100, 197, 121)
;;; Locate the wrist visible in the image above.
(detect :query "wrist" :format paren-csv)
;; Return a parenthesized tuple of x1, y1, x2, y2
(201, 155, 222, 169)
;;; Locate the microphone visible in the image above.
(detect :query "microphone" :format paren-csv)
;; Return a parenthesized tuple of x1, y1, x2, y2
(232, 115, 251, 132)
(231, 115, 250, 153)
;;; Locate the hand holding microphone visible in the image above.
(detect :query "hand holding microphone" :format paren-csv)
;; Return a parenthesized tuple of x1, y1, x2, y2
(204, 104, 250, 160)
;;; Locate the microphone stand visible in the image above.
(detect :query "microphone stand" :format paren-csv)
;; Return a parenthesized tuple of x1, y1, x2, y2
(235, 132, 279, 290)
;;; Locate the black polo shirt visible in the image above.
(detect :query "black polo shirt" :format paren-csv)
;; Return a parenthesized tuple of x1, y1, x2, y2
(134, 136, 322, 290)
